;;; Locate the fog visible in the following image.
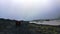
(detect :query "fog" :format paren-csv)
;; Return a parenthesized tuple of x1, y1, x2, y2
(0, 0, 60, 21)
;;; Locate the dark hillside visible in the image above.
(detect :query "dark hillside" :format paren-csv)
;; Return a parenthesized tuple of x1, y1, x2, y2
(0, 19, 35, 34)
(0, 18, 60, 34)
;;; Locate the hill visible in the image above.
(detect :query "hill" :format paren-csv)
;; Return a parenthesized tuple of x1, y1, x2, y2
(0, 18, 60, 34)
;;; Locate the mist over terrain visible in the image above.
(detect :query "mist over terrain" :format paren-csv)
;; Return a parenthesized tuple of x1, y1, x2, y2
(0, 0, 60, 21)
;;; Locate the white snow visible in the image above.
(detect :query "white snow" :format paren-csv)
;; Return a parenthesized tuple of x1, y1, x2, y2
(29, 20, 60, 25)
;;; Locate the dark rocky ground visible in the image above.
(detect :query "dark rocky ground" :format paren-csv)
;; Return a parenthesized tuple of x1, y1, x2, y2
(0, 19, 60, 34)
(0, 19, 36, 34)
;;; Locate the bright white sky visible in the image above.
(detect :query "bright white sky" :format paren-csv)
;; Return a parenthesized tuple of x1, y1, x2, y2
(0, 0, 60, 21)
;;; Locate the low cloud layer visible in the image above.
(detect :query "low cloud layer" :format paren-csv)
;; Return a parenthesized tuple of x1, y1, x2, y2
(0, 0, 60, 21)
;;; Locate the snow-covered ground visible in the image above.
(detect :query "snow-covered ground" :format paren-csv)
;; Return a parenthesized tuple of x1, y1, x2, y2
(29, 20, 60, 25)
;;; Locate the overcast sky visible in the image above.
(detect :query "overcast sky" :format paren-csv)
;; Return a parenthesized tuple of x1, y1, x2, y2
(0, 0, 60, 21)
